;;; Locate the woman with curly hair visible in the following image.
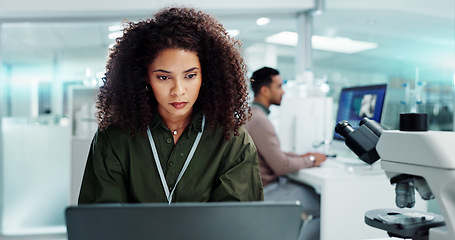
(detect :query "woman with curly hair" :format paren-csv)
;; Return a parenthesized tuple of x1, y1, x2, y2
(78, 7, 264, 204)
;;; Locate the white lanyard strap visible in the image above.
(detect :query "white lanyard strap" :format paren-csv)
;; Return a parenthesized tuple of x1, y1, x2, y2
(147, 114, 205, 204)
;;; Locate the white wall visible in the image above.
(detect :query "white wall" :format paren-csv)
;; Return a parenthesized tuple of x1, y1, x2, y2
(0, 0, 315, 19)
(327, 0, 454, 19)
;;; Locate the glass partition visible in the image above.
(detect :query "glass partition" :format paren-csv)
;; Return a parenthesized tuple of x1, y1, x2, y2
(312, 8, 455, 131)
(227, 4, 454, 133)
(0, 21, 114, 236)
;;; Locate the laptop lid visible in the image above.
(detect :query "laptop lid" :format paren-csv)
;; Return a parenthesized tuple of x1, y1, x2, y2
(65, 201, 302, 240)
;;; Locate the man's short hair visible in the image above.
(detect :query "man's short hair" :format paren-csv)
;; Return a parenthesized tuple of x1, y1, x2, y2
(250, 67, 280, 96)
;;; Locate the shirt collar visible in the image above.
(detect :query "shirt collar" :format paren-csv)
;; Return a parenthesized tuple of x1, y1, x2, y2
(252, 101, 270, 115)
(189, 109, 204, 133)
(149, 108, 204, 133)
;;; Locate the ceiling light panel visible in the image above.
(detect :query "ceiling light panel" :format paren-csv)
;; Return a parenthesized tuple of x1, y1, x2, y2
(265, 31, 378, 54)
(256, 17, 270, 26)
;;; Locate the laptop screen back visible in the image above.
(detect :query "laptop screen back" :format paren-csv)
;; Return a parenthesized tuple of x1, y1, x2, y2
(65, 202, 302, 240)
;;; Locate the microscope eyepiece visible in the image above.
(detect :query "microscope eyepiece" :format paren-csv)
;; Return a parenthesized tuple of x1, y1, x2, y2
(334, 118, 386, 165)
(359, 118, 387, 137)
(335, 120, 355, 138)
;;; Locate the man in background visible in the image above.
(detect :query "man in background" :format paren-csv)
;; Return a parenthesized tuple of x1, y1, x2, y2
(244, 67, 326, 240)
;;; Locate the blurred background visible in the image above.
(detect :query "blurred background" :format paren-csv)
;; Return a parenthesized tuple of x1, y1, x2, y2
(0, 0, 453, 239)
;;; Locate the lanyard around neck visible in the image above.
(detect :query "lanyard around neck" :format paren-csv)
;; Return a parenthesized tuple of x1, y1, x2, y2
(146, 114, 205, 204)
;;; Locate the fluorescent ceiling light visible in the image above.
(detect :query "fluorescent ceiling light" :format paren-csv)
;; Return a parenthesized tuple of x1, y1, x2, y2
(108, 31, 123, 40)
(256, 18, 270, 26)
(265, 31, 298, 46)
(108, 25, 123, 40)
(227, 29, 240, 37)
(265, 31, 378, 54)
(312, 35, 378, 54)
(108, 25, 123, 32)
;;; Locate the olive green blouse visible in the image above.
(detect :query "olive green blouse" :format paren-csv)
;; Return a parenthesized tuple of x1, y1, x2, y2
(78, 110, 264, 203)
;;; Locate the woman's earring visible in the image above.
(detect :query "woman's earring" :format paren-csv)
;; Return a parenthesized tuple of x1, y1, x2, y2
(145, 84, 151, 92)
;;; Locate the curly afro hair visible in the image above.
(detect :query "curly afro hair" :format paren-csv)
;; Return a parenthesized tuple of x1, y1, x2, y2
(96, 7, 250, 140)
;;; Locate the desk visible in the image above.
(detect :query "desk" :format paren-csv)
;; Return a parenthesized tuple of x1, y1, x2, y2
(288, 158, 427, 240)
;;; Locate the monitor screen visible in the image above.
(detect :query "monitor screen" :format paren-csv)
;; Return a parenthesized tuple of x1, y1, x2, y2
(333, 84, 387, 140)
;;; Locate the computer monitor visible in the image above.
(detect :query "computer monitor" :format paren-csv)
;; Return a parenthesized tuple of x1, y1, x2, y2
(333, 84, 387, 140)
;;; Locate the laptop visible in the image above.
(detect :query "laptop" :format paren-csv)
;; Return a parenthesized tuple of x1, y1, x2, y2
(65, 201, 302, 240)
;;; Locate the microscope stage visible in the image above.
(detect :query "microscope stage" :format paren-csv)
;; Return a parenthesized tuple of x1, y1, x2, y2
(365, 208, 445, 240)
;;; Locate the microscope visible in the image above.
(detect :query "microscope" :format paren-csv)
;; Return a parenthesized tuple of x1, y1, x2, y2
(335, 113, 454, 240)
